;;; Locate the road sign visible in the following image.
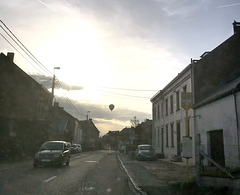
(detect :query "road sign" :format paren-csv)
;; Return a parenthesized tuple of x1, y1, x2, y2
(181, 92, 192, 110)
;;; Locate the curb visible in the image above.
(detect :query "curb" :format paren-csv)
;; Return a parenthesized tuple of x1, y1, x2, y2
(116, 153, 147, 195)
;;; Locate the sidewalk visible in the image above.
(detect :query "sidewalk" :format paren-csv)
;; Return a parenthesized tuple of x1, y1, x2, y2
(117, 152, 195, 194)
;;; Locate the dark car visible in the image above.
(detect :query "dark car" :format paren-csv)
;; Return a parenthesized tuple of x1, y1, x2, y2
(70, 144, 82, 153)
(135, 144, 157, 161)
(33, 141, 70, 167)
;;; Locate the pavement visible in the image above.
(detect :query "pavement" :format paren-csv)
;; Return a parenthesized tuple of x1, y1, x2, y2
(117, 152, 196, 195)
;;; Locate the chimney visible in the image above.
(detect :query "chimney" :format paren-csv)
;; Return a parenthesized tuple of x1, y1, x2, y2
(7, 52, 14, 62)
(233, 20, 240, 34)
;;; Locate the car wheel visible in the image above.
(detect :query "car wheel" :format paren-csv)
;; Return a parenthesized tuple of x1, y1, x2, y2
(58, 161, 63, 167)
(33, 163, 38, 168)
(66, 158, 70, 166)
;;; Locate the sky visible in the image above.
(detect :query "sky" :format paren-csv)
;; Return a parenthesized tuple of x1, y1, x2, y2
(0, 0, 239, 136)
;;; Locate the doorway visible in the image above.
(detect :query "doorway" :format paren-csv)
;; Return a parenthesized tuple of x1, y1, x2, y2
(177, 122, 181, 156)
(208, 130, 225, 167)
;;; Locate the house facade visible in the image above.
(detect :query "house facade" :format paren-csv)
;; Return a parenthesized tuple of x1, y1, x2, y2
(0, 52, 53, 158)
(51, 102, 78, 143)
(134, 119, 152, 146)
(151, 64, 195, 164)
(193, 22, 240, 170)
(79, 119, 100, 151)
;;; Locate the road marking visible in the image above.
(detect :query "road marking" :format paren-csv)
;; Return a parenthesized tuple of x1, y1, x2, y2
(85, 161, 97, 163)
(44, 176, 57, 183)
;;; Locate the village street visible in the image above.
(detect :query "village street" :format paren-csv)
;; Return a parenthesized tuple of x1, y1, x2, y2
(0, 150, 133, 195)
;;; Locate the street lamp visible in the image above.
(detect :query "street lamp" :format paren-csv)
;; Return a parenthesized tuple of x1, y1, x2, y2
(51, 67, 60, 105)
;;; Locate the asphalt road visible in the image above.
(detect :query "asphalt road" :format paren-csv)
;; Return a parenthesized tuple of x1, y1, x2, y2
(0, 150, 133, 195)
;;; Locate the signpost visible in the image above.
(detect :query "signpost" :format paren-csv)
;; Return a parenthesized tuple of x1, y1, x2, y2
(181, 92, 192, 182)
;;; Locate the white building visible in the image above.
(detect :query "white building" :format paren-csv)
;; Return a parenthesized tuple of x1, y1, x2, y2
(192, 22, 240, 170)
(151, 64, 195, 165)
(194, 76, 240, 168)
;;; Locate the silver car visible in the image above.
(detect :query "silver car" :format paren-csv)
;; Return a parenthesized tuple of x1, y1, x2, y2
(135, 144, 157, 161)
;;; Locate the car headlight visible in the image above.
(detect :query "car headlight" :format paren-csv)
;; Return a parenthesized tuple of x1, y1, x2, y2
(53, 153, 61, 158)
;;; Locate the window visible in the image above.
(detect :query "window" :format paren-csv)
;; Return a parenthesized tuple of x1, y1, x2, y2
(157, 105, 160, 119)
(166, 124, 169, 147)
(171, 123, 174, 147)
(183, 85, 187, 92)
(165, 98, 168, 116)
(176, 91, 180, 111)
(157, 128, 160, 147)
(161, 102, 164, 117)
(153, 107, 156, 120)
(170, 95, 173, 113)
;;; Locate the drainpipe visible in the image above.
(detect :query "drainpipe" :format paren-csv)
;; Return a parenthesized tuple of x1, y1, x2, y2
(233, 90, 240, 159)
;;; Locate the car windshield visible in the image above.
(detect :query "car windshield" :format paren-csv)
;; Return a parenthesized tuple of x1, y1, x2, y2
(40, 142, 63, 150)
(139, 146, 152, 150)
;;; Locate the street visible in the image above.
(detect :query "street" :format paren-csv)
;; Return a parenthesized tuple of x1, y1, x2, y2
(0, 150, 133, 195)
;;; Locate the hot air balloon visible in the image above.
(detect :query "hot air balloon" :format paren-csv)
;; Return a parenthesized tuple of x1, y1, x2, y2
(109, 104, 115, 111)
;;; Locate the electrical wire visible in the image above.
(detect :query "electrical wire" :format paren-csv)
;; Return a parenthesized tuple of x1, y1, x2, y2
(0, 32, 47, 76)
(0, 20, 154, 119)
(92, 85, 158, 92)
(0, 20, 85, 119)
(0, 20, 52, 76)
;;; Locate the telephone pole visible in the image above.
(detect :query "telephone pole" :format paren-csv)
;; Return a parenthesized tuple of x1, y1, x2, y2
(51, 67, 60, 105)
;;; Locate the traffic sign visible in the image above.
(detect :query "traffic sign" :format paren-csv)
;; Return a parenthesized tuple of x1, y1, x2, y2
(181, 92, 192, 110)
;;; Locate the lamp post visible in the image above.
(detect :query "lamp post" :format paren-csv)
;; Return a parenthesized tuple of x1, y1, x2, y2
(51, 67, 60, 105)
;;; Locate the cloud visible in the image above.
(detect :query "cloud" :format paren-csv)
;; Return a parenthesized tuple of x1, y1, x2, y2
(55, 96, 151, 135)
(30, 74, 84, 91)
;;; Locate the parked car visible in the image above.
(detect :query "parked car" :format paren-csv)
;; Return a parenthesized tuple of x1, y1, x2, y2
(71, 144, 82, 153)
(33, 141, 70, 167)
(135, 144, 157, 161)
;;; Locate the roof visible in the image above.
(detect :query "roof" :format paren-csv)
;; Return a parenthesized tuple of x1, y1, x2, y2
(193, 67, 240, 108)
(51, 119, 68, 134)
(79, 119, 100, 133)
(150, 63, 192, 102)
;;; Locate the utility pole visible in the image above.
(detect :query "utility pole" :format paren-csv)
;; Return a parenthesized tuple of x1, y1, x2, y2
(86, 111, 90, 120)
(51, 67, 60, 105)
(131, 116, 139, 128)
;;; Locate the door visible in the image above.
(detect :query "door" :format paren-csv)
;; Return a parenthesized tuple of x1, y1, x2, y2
(177, 122, 181, 156)
(209, 130, 225, 167)
(161, 127, 164, 154)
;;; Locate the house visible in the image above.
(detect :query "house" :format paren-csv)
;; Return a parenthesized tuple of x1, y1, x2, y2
(50, 102, 79, 143)
(134, 119, 152, 146)
(79, 119, 100, 151)
(193, 21, 240, 183)
(118, 127, 135, 153)
(151, 63, 195, 164)
(0, 52, 53, 158)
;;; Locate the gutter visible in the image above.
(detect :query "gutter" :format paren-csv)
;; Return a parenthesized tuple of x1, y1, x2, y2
(193, 85, 240, 109)
(233, 89, 240, 159)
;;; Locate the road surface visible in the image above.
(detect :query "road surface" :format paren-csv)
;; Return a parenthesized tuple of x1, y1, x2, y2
(0, 150, 133, 195)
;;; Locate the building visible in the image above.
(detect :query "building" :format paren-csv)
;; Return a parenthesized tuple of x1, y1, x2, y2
(151, 63, 195, 164)
(134, 119, 152, 146)
(79, 119, 100, 151)
(51, 102, 79, 143)
(193, 21, 240, 172)
(0, 52, 53, 158)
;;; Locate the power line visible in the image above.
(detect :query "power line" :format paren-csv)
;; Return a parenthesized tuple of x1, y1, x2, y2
(55, 80, 86, 118)
(96, 89, 150, 99)
(0, 20, 52, 76)
(92, 85, 158, 92)
(0, 20, 85, 119)
(0, 33, 47, 76)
